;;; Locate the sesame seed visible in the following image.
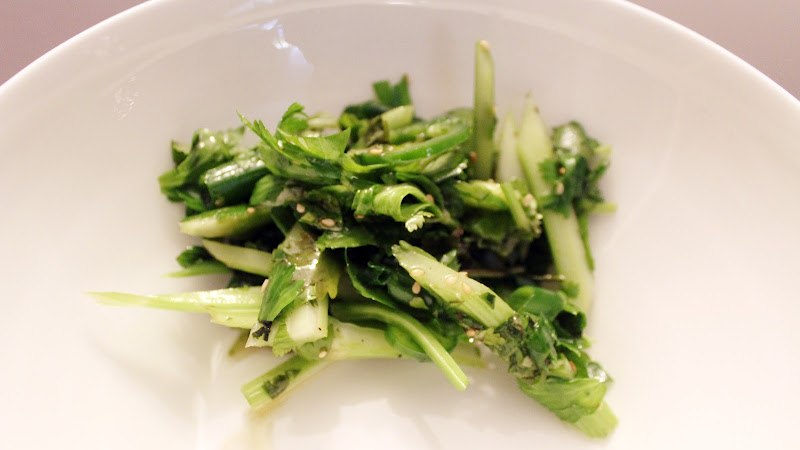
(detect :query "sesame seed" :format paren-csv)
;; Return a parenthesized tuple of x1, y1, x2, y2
(411, 282, 421, 295)
(410, 268, 425, 278)
(277, 140, 284, 149)
(369, 147, 384, 155)
(469, 151, 478, 163)
(354, 214, 364, 220)
(320, 218, 336, 227)
(296, 203, 306, 213)
(468, 338, 475, 343)
(479, 40, 490, 51)
(569, 361, 577, 372)
(246, 207, 256, 214)
(558, 166, 566, 175)
(260, 279, 269, 292)
(318, 349, 328, 359)
(522, 193, 534, 207)
(461, 282, 473, 294)
(458, 271, 469, 277)
(465, 328, 477, 338)
(555, 183, 565, 195)
(214, 199, 224, 207)
(445, 275, 458, 286)
(425, 194, 435, 203)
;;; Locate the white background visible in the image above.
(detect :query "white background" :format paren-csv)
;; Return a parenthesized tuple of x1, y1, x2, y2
(1, 0, 799, 98)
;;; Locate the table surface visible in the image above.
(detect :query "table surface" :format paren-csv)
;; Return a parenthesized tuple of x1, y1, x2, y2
(1, 0, 799, 99)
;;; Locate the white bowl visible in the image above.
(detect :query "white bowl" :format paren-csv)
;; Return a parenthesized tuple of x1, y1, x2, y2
(2, 0, 799, 448)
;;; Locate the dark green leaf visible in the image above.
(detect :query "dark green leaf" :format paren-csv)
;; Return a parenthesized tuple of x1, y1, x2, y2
(258, 262, 304, 323)
(506, 286, 566, 320)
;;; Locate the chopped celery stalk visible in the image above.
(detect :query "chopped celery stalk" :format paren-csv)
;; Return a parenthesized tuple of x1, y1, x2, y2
(202, 239, 274, 277)
(241, 354, 334, 411)
(242, 318, 407, 410)
(495, 111, 523, 182)
(392, 241, 514, 328)
(90, 287, 261, 328)
(285, 296, 329, 344)
(179, 205, 272, 238)
(164, 260, 230, 277)
(326, 318, 404, 360)
(500, 182, 532, 233)
(202, 155, 269, 206)
(90, 287, 261, 312)
(471, 40, 496, 180)
(331, 302, 469, 391)
(573, 402, 618, 438)
(516, 96, 594, 313)
(381, 105, 415, 132)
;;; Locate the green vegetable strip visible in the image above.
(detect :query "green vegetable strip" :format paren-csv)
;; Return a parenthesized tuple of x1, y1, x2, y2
(392, 241, 514, 328)
(381, 105, 415, 132)
(516, 97, 595, 313)
(202, 155, 269, 206)
(353, 120, 470, 163)
(572, 402, 618, 438)
(165, 260, 230, 277)
(90, 287, 262, 312)
(500, 183, 532, 232)
(202, 239, 273, 277)
(330, 302, 469, 391)
(495, 112, 523, 182)
(471, 40, 496, 180)
(91, 288, 261, 328)
(326, 318, 404, 360)
(242, 319, 404, 410)
(179, 205, 272, 238)
(241, 354, 333, 410)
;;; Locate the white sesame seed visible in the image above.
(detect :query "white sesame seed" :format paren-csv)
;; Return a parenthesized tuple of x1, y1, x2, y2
(296, 203, 306, 213)
(425, 194, 435, 203)
(354, 214, 364, 220)
(277, 140, 284, 149)
(479, 40, 490, 51)
(214, 199, 224, 207)
(260, 278, 269, 292)
(522, 193, 534, 207)
(555, 183, 565, 195)
(411, 282, 421, 295)
(369, 147, 384, 155)
(318, 349, 328, 359)
(458, 271, 469, 277)
(410, 268, 425, 278)
(461, 282, 473, 294)
(246, 207, 256, 214)
(445, 275, 458, 286)
(558, 166, 566, 175)
(465, 328, 477, 338)
(469, 151, 478, 163)
(320, 218, 336, 227)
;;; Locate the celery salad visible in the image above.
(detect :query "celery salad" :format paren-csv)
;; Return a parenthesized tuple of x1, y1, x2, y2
(93, 41, 617, 437)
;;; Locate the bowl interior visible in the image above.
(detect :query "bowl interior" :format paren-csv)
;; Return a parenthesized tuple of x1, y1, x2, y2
(1, 0, 799, 448)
